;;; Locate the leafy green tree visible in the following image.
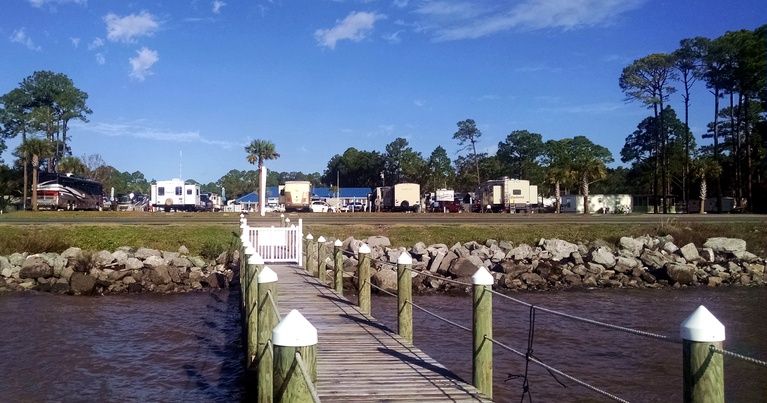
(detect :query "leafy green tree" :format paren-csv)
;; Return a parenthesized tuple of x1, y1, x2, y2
(453, 119, 483, 186)
(569, 136, 613, 214)
(542, 139, 575, 213)
(321, 148, 384, 189)
(426, 146, 454, 191)
(619, 53, 677, 213)
(18, 137, 54, 211)
(383, 137, 426, 186)
(496, 130, 544, 181)
(245, 139, 279, 215)
(57, 156, 89, 176)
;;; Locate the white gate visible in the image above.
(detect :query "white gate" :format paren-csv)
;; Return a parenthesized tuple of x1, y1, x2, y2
(242, 219, 303, 263)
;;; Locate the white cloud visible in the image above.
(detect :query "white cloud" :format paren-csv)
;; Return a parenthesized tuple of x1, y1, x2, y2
(88, 37, 104, 50)
(382, 30, 404, 44)
(314, 11, 386, 49)
(414, 0, 646, 41)
(392, 0, 408, 7)
(129, 47, 159, 81)
(95, 53, 105, 65)
(105, 11, 159, 43)
(413, 99, 424, 107)
(70, 37, 80, 47)
(74, 121, 238, 148)
(10, 28, 41, 51)
(28, 0, 86, 8)
(212, 1, 226, 14)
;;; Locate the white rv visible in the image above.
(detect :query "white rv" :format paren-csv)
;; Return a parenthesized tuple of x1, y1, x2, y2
(150, 179, 201, 212)
(372, 183, 421, 212)
(560, 194, 633, 214)
(476, 178, 538, 213)
(279, 181, 312, 211)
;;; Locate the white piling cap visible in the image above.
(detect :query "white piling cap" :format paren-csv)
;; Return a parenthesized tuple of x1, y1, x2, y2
(398, 252, 412, 265)
(306, 233, 313, 240)
(258, 265, 278, 283)
(240, 213, 244, 219)
(248, 253, 264, 265)
(680, 305, 725, 342)
(280, 214, 284, 218)
(359, 244, 371, 254)
(244, 245, 256, 256)
(334, 239, 342, 247)
(472, 266, 494, 285)
(317, 236, 326, 243)
(272, 310, 318, 347)
(285, 218, 290, 223)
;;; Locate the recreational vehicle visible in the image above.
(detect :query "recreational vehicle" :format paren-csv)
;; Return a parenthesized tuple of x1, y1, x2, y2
(371, 183, 421, 212)
(36, 172, 104, 211)
(280, 181, 312, 211)
(560, 194, 633, 214)
(475, 178, 538, 213)
(150, 179, 201, 212)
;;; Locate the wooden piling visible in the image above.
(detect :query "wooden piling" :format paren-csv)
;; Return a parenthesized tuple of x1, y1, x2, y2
(304, 234, 314, 273)
(472, 267, 494, 399)
(357, 244, 371, 315)
(334, 239, 343, 293)
(681, 305, 725, 403)
(247, 253, 263, 368)
(317, 236, 326, 283)
(272, 310, 318, 403)
(279, 214, 285, 227)
(397, 252, 413, 344)
(257, 266, 278, 403)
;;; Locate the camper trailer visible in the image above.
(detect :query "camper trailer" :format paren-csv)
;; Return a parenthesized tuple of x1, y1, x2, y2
(150, 179, 201, 212)
(560, 194, 633, 214)
(280, 181, 312, 211)
(475, 178, 538, 213)
(372, 183, 421, 212)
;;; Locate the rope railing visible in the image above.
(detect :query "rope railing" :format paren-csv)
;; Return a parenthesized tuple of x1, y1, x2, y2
(710, 345, 767, 367)
(266, 289, 282, 322)
(295, 351, 322, 403)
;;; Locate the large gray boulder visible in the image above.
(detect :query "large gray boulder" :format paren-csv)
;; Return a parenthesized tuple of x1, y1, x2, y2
(19, 255, 53, 279)
(148, 265, 172, 285)
(539, 239, 578, 261)
(679, 243, 700, 262)
(143, 255, 166, 269)
(92, 250, 115, 267)
(61, 247, 84, 263)
(449, 256, 483, 278)
(371, 268, 397, 293)
(640, 249, 668, 270)
(366, 236, 391, 249)
(590, 247, 616, 268)
(666, 263, 696, 285)
(703, 238, 746, 254)
(619, 237, 644, 257)
(135, 247, 162, 260)
(69, 272, 96, 295)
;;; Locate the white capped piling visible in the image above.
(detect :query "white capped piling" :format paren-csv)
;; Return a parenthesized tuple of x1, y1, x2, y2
(681, 305, 725, 403)
(357, 244, 372, 315)
(257, 265, 278, 403)
(247, 252, 264, 368)
(280, 214, 285, 227)
(317, 236, 327, 282)
(472, 266, 494, 399)
(272, 310, 318, 402)
(304, 234, 314, 272)
(397, 252, 413, 344)
(333, 239, 343, 293)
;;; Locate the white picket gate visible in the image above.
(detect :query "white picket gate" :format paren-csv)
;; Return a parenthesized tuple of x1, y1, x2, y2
(242, 219, 303, 264)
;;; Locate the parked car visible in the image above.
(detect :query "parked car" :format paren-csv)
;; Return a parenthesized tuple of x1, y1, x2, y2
(445, 202, 463, 213)
(341, 202, 365, 212)
(263, 202, 285, 213)
(310, 201, 333, 213)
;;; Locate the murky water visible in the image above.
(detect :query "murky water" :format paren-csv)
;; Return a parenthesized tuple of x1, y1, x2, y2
(0, 287, 764, 402)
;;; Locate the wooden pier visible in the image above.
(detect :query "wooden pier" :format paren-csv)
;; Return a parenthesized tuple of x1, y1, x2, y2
(271, 263, 492, 402)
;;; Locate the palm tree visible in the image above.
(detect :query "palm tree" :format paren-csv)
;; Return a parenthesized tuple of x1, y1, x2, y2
(19, 138, 54, 211)
(542, 139, 575, 214)
(691, 156, 722, 214)
(569, 136, 613, 214)
(245, 139, 280, 216)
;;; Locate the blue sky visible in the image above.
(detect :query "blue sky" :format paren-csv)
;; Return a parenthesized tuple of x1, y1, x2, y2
(1, 0, 765, 185)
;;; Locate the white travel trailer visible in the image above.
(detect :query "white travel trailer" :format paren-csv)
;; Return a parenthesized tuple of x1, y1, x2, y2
(560, 194, 632, 214)
(150, 179, 201, 212)
(279, 181, 312, 211)
(372, 183, 421, 212)
(476, 178, 538, 213)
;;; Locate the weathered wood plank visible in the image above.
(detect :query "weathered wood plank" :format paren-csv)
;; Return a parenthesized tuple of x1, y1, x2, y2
(269, 264, 492, 402)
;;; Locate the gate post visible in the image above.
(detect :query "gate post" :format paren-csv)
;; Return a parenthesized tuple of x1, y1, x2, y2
(472, 266, 494, 399)
(397, 252, 413, 344)
(681, 305, 725, 403)
(333, 239, 343, 293)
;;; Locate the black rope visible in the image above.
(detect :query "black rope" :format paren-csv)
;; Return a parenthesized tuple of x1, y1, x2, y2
(519, 305, 535, 403)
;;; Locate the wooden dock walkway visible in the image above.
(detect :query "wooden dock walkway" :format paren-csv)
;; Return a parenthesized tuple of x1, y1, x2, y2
(271, 263, 492, 402)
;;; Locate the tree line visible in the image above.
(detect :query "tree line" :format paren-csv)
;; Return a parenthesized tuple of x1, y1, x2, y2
(1, 25, 764, 213)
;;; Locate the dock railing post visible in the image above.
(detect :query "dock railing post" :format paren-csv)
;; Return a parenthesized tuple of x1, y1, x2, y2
(334, 239, 343, 293)
(357, 244, 371, 315)
(273, 310, 318, 402)
(257, 266, 278, 403)
(681, 305, 725, 403)
(317, 236, 326, 283)
(279, 213, 285, 227)
(246, 251, 263, 368)
(304, 234, 313, 273)
(284, 217, 290, 229)
(472, 266, 494, 399)
(397, 252, 413, 344)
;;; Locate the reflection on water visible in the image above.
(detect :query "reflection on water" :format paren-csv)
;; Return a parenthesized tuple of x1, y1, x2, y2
(369, 287, 767, 402)
(0, 287, 764, 402)
(0, 291, 244, 402)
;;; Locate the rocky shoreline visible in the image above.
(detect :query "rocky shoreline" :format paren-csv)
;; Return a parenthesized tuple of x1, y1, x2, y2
(321, 235, 766, 293)
(1, 235, 764, 296)
(0, 246, 235, 295)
